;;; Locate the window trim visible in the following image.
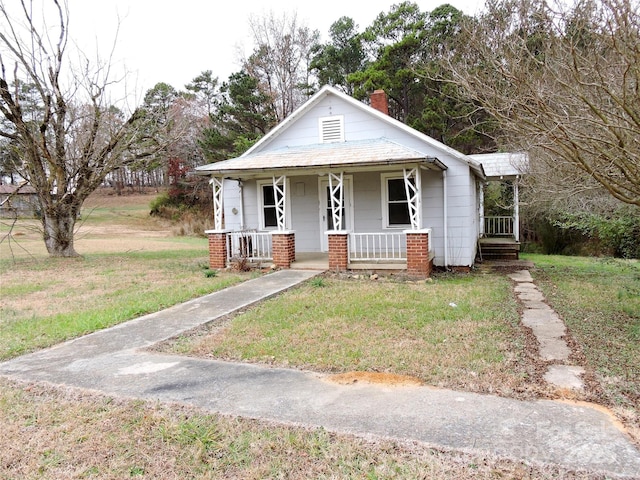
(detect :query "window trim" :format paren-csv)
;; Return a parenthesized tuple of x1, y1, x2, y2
(380, 173, 413, 229)
(257, 179, 291, 230)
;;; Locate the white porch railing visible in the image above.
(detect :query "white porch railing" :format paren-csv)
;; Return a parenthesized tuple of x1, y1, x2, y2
(484, 216, 514, 237)
(227, 231, 273, 262)
(350, 232, 407, 261)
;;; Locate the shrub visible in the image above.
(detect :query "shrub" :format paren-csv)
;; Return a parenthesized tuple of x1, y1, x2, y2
(149, 192, 172, 216)
(553, 206, 640, 259)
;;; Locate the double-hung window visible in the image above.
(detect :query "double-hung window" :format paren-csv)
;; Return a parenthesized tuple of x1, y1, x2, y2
(257, 179, 289, 230)
(382, 174, 414, 228)
(262, 184, 278, 228)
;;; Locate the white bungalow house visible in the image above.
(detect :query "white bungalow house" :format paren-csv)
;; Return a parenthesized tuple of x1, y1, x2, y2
(196, 85, 522, 276)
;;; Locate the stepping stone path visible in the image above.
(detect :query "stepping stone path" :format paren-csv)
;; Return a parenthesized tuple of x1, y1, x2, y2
(508, 270, 585, 390)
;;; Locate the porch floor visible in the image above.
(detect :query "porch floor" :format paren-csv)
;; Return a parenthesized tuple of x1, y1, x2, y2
(290, 253, 408, 271)
(290, 252, 329, 270)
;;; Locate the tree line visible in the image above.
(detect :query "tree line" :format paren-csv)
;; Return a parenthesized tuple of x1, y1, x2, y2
(1, 0, 638, 257)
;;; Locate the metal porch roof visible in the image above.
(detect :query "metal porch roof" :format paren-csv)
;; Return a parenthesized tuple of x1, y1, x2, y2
(195, 138, 446, 176)
(469, 152, 528, 178)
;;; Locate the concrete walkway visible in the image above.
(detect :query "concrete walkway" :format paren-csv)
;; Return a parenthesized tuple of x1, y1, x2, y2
(1, 269, 639, 478)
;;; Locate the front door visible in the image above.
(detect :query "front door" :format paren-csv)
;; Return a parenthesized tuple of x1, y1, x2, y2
(319, 176, 353, 251)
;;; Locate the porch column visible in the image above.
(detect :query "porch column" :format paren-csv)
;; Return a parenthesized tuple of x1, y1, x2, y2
(403, 167, 422, 229)
(479, 181, 485, 237)
(327, 231, 349, 271)
(206, 230, 228, 269)
(513, 178, 520, 242)
(405, 229, 433, 278)
(273, 175, 287, 231)
(210, 176, 224, 231)
(271, 231, 295, 269)
(328, 172, 344, 230)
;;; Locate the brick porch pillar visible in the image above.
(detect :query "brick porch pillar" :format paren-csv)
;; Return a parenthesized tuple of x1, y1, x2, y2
(405, 229, 432, 278)
(206, 230, 228, 269)
(328, 231, 349, 271)
(271, 231, 295, 268)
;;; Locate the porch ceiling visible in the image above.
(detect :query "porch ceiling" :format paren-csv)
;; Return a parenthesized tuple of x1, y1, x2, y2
(195, 138, 446, 177)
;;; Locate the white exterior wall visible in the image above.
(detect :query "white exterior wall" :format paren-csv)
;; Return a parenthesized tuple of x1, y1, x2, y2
(222, 179, 243, 231)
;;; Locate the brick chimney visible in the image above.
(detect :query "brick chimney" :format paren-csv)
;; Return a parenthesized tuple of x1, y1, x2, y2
(370, 89, 389, 115)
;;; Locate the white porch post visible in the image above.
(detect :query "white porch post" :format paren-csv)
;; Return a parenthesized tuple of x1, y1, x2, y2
(403, 167, 421, 230)
(210, 176, 224, 230)
(513, 177, 520, 242)
(272, 175, 287, 231)
(328, 171, 344, 231)
(479, 181, 485, 237)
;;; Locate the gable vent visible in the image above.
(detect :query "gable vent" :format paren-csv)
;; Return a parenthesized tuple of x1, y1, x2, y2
(319, 115, 344, 143)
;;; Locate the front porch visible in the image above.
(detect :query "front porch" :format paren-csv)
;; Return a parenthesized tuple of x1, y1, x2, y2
(207, 229, 434, 277)
(477, 216, 521, 260)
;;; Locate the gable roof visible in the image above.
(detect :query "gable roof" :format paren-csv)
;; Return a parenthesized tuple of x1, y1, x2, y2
(196, 85, 484, 178)
(469, 152, 528, 178)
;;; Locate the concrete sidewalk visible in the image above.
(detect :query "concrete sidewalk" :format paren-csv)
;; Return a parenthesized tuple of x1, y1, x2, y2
(1, 269, 639, 478)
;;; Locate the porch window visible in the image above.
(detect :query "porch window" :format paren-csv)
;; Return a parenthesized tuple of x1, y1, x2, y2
(262, 184, 278, 228)
(257, 179, 289, 230)
(382, 174, 415, 227)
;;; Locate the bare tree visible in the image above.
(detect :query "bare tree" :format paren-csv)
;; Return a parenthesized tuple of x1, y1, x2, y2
(244, 11, 319, 122)
(444, 0, 640, 206)
(0, 0, 167, 257)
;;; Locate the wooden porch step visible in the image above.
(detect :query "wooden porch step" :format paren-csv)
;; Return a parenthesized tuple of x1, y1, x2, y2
(478, 239, 521, 260)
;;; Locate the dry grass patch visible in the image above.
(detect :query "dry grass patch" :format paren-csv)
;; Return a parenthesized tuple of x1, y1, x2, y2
(170, 273, 530, 397)
(0, 379, 603, 479)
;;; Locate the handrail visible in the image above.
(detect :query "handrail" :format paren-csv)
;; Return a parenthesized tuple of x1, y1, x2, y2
(484, 216, 514, 237)
(350, 232, 407, 261)
(227, 231, 273, 261)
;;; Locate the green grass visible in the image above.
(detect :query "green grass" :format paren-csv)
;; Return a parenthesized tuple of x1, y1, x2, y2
(0, 250, 249, 360)
(524, 254, 639, 414)
(182, 273, 527, 395)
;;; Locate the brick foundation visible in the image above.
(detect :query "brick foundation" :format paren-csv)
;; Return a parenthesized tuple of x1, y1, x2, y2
(272, 232, 295, 268)
(405, 230, 432, 278)
(206, 231, 227, 269)
(328, 232, 349, 271)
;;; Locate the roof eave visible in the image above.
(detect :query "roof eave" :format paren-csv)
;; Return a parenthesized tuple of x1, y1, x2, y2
(195, 157, 446, 177)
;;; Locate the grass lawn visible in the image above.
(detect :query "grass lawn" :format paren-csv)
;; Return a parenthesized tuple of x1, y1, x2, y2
(1, 194, 637, 478)
(0, 191, 250, 359)
(167, 273, 530, 397)
(0, 250, 250, 360)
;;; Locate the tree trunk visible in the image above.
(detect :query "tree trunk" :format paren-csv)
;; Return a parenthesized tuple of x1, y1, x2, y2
(42, 206, 80, 257)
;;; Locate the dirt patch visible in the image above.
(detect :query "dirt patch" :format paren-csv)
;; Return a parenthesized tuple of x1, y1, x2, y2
(326, 371, 424, 387)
